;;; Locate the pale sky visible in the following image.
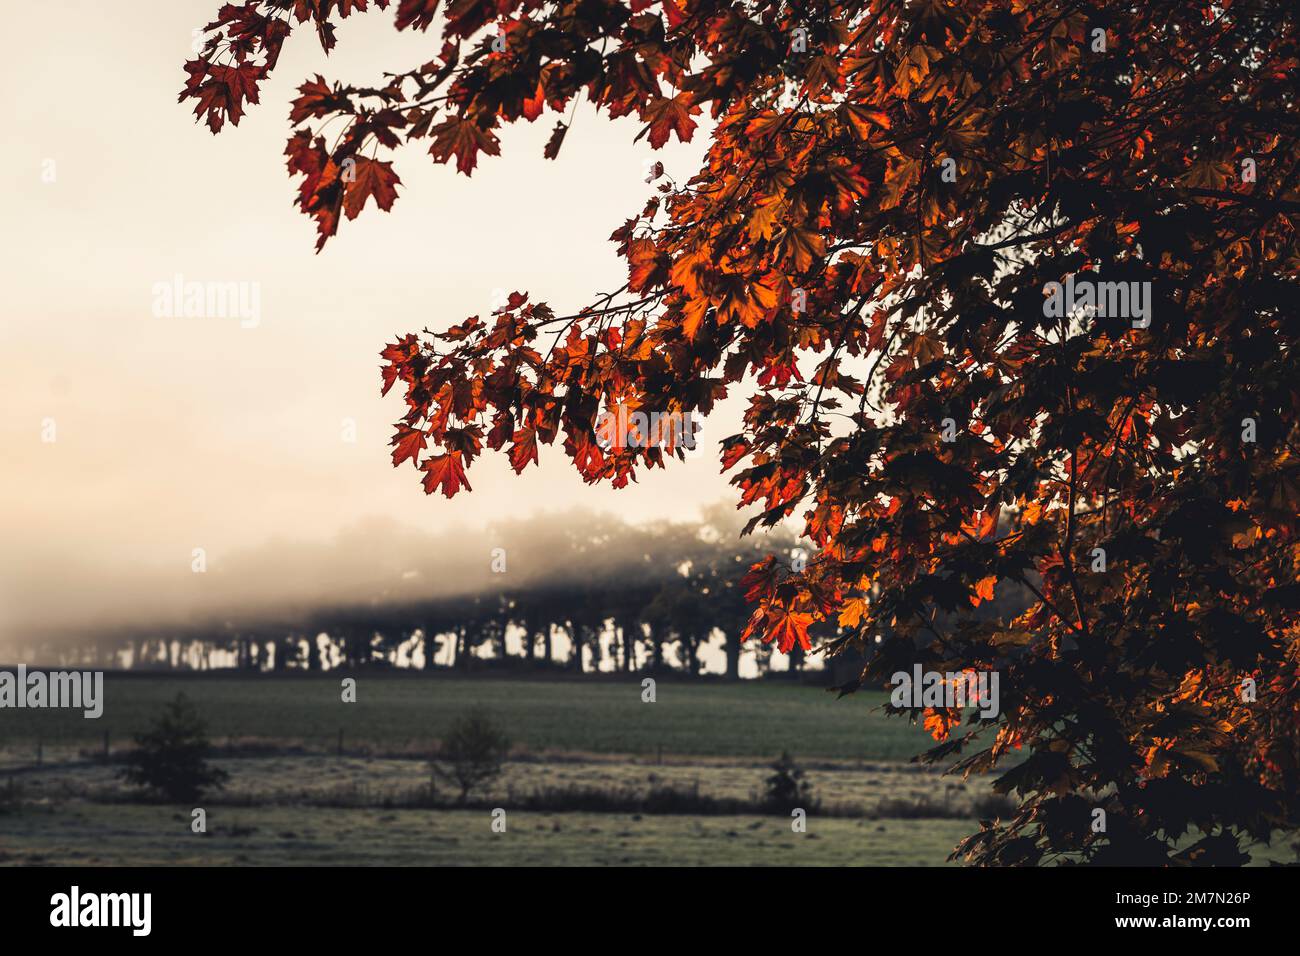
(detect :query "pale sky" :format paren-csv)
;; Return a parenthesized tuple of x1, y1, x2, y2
(0, 2, 747, 640)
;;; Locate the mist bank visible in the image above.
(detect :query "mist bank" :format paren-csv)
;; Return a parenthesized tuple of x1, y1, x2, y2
(1, 503, 799, 646)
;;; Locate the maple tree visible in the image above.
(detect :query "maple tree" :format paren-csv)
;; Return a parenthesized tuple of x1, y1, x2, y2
(184, 0, 1300, 864)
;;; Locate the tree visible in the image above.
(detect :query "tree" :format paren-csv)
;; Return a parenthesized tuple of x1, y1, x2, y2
(762, 751, 818, 815)
(433, 707, 511, 804)
(185, 1, 1299, 864)
(120, 693, 229, 803)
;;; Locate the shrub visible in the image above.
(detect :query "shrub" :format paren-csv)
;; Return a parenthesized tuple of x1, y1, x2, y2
(120, 693, 228, 803)
(762, 751, 818, 815)
(432, 707, 510, 804)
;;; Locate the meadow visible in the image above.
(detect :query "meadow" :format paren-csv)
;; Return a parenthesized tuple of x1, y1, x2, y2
(4, 797, 1294, 867)
(0, 672, 997, 865)
(8, 673, 1288, 867)
(0, 672, 942, 762)
(1, 803, 975, 866)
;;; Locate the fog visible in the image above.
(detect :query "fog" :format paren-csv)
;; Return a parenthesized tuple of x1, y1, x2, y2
(0, 1, 752, 648)
(0, 500, 794, 645)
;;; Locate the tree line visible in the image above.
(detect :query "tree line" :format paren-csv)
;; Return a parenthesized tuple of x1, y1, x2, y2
(24, 507, 842, 680)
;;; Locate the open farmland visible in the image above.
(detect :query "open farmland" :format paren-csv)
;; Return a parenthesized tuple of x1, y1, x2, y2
(0, 672, 942, 763)
(0, 803, 978, 867)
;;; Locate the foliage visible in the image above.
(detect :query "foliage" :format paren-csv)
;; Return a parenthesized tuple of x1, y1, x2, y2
(433, 706, 510, 802)
(186, 0, 1300, 864)
(120, 693, 229, 803)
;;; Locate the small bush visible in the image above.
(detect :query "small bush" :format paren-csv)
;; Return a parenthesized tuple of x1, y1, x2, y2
(120, 693, 229, 803)
(432, 707, 510, 804)
(762, 751, 818, 815)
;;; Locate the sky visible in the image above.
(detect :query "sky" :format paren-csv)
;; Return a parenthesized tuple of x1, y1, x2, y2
(0, 1, 750, 641)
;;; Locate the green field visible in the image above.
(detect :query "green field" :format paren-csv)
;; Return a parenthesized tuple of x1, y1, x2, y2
(0, 802, 973, 866)
(0, 673, 995, 865)
(15, 673, 1285, 867)
(4, 802, 1294, 867)
(7, 754, 996, 817)
(0, 673, 942, 762)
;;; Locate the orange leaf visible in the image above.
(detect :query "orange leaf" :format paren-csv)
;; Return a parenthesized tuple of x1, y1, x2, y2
(428, 116, 501, 175)
(767, 606, 814, 653)
(639, 92, 699, 149)
(421, 452, 471, 498)
(343, 156, 401, 220)
(838, 597, 868, 628)
(509, 426, 540, 473)
(971, 575, 997, 606)
(390, 424, 427, 467)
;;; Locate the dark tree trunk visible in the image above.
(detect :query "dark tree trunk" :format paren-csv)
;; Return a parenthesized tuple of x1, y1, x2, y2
(725, 631, 741, 681)
(568, 627, 583, 673)
(455, 627, 468, 670)
(280, 635, 296, 671)
(620, 619, 636, 672)
(523, 618, 536, 664)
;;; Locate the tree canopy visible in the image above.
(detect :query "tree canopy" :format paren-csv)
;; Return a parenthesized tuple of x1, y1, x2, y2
(184, 0, 1300, 864)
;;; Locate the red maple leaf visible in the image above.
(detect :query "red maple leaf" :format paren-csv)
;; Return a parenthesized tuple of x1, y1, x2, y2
(343, 157, 401, 220)
(508, 426, 540, 473)
(420, 452, 471, 497)
(766, 606, 814, 653)
(639, 93, 699, 149)
(180, 61, 263, 133)
(390, 424, 427, 467)
(428, 117, 501, 175)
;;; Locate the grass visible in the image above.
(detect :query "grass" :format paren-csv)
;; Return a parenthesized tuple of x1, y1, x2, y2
(8, 754, 1002, 818)
(0, 672, 1001, 864)
(5, 802, 1293, 867)
(0, 672, 943, 761)
(0, 802, 974, 866)
(3, 672, 1295, 866)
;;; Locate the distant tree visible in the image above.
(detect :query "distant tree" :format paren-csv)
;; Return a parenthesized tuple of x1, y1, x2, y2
(433, 707, 511, 805)
(120, 693, 228, 803)
(762, 751, 818, 815)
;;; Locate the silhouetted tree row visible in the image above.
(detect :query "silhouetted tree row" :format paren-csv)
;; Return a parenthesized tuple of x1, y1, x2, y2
(22, 508, 818, 680)
(18, 505, 1035, 683)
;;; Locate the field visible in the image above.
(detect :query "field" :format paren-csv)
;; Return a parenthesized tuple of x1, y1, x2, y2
(0, 672, 997, 865)
(4, 753, 1001, 815)
(0, 672, 937, 761)
(1, 803, 974, 866)
(3, 673, 1292, 866)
